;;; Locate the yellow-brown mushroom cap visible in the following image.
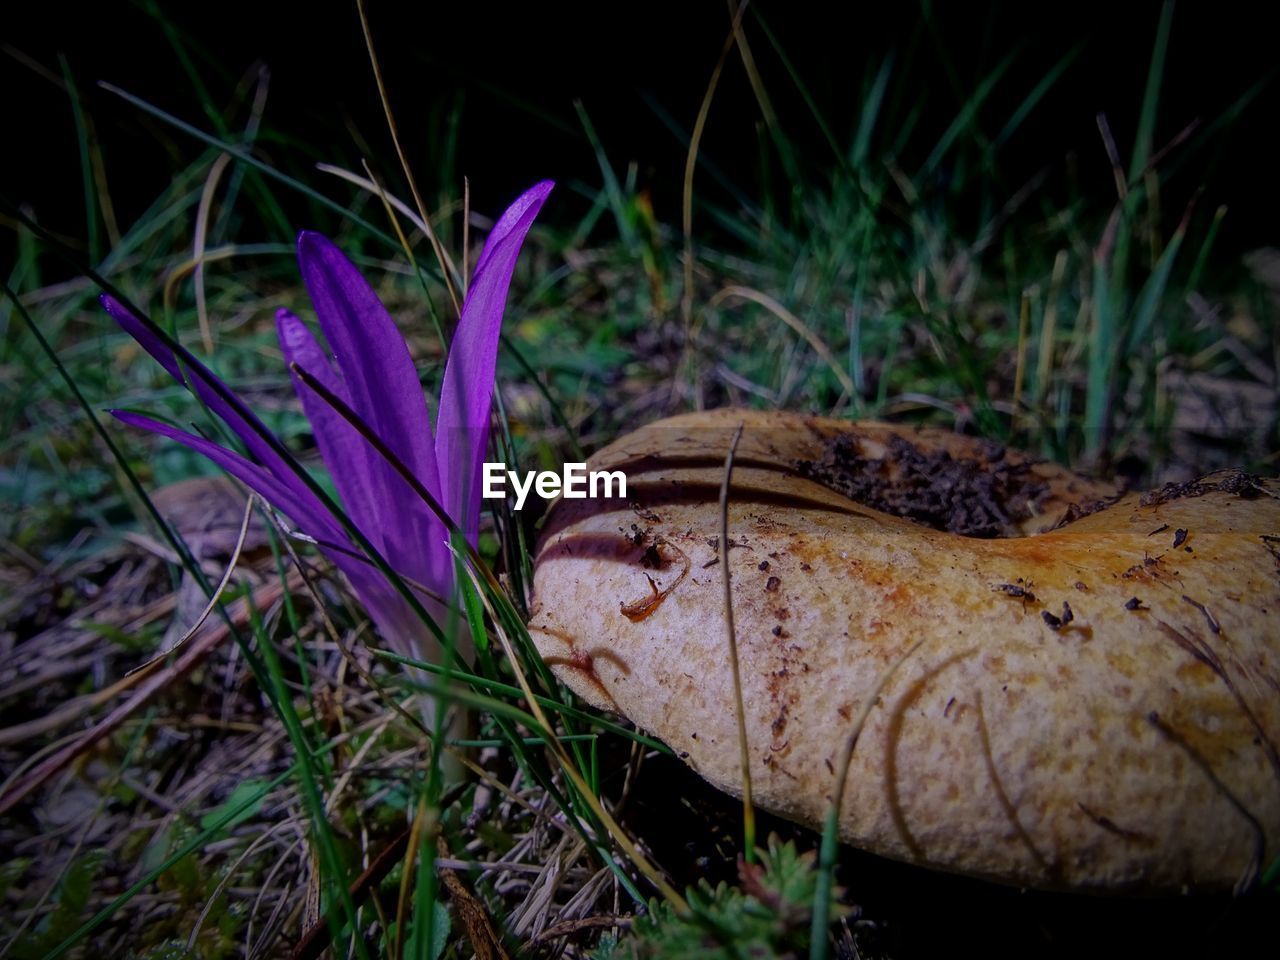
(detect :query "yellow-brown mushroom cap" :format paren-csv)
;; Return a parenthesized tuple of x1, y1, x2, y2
(529, 409, 1280, 893)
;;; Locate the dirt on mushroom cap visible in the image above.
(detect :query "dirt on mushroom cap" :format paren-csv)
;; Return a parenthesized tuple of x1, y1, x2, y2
(528, 408, 1280, 893)
(796, 431, 1053, 537)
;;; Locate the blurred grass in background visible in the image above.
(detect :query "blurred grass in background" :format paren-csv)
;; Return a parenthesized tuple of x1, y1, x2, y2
(4, 1, 1275, 562)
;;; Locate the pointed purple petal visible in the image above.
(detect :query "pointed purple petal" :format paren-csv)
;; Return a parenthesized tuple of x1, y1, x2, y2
(295, 234, 441, 495)
(112, 409, 432, 655)
(472, 179, 556, 278)
(102, 294, 300, 489)
(435, 180, 553, 544)
(103, 294, 184, 381)
(296, 233, 449, 590)
(111, 410, 344, 549)
(277, 308, 386, 552)
(112, 409, 409, 611)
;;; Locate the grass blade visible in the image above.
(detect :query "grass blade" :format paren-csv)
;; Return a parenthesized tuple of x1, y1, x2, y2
(99, 83, 402, 252)
(58, 56, 100, 264)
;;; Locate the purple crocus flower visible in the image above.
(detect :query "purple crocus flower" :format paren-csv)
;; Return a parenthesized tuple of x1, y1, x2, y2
(104, 180, 553, 671)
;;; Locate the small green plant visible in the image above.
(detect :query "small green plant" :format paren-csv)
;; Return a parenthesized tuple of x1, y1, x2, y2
(6, 853, 105, 960)
(595, 836, 844, 960)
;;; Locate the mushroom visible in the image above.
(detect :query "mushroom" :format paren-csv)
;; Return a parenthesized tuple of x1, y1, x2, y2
(528, 408, 1280, 892)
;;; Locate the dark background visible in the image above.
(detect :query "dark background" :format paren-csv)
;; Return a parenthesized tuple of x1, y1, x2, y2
(5, 1, 1279, 262)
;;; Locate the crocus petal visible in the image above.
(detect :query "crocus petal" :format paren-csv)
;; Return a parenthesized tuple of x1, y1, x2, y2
(471, 179, 556, 278)
(296, 233, 448, 589)
(277, 308, 388, 553)
(107, 304, 446, 665)
(111, 410, 343, 546)
(108, 409, 403, 613)
(103, 294, 303, 492)
(103, 294, 184, 381)
(435, 180, 553, 544)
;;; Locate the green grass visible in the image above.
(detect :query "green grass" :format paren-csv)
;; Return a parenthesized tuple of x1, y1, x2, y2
(2, 2, 1277, 958)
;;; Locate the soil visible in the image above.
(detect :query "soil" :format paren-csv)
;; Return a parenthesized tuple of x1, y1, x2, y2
(1139, 471, 1267, 506)
(796, 433, 1049, 538)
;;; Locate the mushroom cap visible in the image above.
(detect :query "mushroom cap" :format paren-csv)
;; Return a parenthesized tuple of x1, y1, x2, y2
(528, 408, 1280, 892)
